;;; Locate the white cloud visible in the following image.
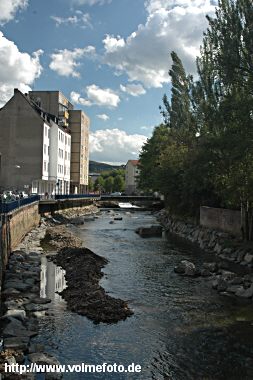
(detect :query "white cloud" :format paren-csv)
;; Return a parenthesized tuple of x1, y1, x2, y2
(0, 31, 43, 106)
(120, 83, 146, 97)
(70, 91, 92, 106)
(51, 11, 92, 28)
(86, 85, 120, 107)
(0, 0, 28, 25)
(89, 128, 147, 164)
(72, 0, 111, 5)
(103, 34, 125, 53)
(97, 114, 110, 121)
(71, 85, 120, 108)
(49, 46, 95, 77)
(103, 0, 217, 88)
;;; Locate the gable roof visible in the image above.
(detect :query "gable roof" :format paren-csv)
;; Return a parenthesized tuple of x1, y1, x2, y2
(128, 160, 139, 166)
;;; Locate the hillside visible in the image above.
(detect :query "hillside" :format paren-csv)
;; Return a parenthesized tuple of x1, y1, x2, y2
(89, 160, 125, 173)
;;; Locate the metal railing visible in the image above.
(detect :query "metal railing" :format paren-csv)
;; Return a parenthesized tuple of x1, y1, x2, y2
(55, 194, 101, 200)
(0, 195, 40, 214)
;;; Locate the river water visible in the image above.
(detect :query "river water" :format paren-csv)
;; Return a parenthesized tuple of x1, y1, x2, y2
(34, 210, 253, 379)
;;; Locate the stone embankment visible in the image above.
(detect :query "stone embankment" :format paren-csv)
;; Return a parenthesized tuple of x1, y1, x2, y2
(0, 218, 50, 378)
(0, 207, 92, 377)
(158, 209, 253, 301)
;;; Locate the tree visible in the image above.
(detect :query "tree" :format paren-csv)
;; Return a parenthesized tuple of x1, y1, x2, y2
(138, 124, 168, 192)
(94, 176, 105, 193)
(196, 0, 253, 238)
(113, 175, 125, 192)
(104, 176, 114, 193)
(88, 177, 94, 192)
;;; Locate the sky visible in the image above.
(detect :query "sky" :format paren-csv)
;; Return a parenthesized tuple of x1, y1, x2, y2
(0, 0, 218, 164)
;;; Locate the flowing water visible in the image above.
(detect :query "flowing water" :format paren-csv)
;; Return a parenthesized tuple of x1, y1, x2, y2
(34, 210, 253, 379)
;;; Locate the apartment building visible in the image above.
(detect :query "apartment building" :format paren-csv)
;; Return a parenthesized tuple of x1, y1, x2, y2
(0, 89, 71, 195)
(29, 91, 89, 193)
(48, 123, 71, 194)
(29, 90, 73, 128)
(68, 110, 89, 193)
(125, 160, 140, 195)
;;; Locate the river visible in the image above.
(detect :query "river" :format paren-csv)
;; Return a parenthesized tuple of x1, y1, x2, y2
(34, 210, 253, 379)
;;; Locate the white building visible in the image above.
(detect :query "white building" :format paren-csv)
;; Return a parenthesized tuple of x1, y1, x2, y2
(125, 160, 140, 195)
(48, 122, 71, 195)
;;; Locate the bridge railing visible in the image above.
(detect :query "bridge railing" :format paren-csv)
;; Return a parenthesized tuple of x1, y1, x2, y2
(55, 194, 101, 200)
(0, 195, 40, 214)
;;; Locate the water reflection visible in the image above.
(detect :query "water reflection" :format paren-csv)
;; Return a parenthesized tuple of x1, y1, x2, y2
(40, 256, 66, 299)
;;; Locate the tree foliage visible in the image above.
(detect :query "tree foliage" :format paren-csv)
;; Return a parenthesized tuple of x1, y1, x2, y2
(139, 0, 253, 237)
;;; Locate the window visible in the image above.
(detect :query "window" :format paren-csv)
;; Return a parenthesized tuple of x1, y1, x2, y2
(44, 161, 47, 172)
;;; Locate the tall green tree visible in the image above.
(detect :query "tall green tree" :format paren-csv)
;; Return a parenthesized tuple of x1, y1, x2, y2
(196, 0, 253, 238)
(94, 176, 105, 192)
(138, 124, 169, 192)
(104, 176, 114, 193)
(113, 175, 125, 192)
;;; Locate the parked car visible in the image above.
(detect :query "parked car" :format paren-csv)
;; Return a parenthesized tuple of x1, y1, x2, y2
(19, 191, 28, 198)
(110, 192, 122, 196)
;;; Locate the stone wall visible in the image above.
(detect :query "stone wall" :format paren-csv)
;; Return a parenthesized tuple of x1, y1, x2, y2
(200, 206, 241, 236)
(157, 210, 253, 272)
(8, 202, 40, 251)
(0, 202, 40, 291)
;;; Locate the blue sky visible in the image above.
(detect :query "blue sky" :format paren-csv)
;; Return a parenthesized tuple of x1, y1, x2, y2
(0, 0, 217, 164)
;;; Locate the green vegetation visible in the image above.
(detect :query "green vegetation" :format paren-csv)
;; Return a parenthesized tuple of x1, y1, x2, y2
(138, 0, 253, 239)
(94, 169, 125, 193)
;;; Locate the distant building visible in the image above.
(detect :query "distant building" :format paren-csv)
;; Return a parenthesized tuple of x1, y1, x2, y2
(89, 173, 101, 184)
(0, 89, 71, 195)
(29, 91, 90, 193)
(125, 160, 140, 195)
(68, 110, 89, 193)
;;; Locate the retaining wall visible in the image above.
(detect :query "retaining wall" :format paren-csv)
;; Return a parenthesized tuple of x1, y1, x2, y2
(0, 202, 40, 291)
(158, 210, 253, 272)
(200, 206, 241, 236)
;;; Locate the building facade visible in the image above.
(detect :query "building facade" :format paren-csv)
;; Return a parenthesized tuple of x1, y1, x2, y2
(0, 89, 71, 195)
(125, 160, 140, 195)
(29, 91, 89, 193)
(68, 110, 89, 193)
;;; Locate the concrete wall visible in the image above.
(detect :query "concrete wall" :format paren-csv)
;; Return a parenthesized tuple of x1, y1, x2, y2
(200, 206, 241, 236)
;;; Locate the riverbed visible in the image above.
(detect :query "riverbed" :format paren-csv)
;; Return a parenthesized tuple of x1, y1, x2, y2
(33, 210, 253, 379)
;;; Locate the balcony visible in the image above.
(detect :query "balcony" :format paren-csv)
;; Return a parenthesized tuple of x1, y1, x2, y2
(58, 110, 69, 119)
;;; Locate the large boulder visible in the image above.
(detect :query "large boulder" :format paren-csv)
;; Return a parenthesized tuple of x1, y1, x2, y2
(136, 225, 163, 238)
(174, 260, 197, 276)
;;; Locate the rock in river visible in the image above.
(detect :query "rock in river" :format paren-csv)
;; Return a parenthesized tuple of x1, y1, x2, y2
(174, 260, 197, 276)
